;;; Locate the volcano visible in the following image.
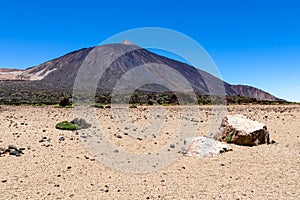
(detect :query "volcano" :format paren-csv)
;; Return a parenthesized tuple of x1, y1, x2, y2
(0, 41, 281, 104)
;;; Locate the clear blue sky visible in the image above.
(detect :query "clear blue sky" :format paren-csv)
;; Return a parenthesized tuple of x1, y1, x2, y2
(0, 0, 299, 102)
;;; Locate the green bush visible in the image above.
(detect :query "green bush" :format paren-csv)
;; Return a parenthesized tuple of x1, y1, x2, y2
(94, 104, 104, 108)
(59, 98, 71, 107)
(54, 104, 73, 108)
(129, 104, 137, 108)
(54, 104, 63, 108)
(55, 121, 78, 130)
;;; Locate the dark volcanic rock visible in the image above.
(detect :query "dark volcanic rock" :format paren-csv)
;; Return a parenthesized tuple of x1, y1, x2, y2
(70, 118, 91, 129)
(8, 144, 18, 150)
(0, 144, 24, 157)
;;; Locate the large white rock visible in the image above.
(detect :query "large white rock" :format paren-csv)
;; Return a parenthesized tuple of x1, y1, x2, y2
(214, 115, 270, 146)
(182, 136, 232, 157)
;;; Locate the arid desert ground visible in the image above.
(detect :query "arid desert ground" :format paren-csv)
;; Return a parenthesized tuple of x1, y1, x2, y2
(0, 105, 299, 199)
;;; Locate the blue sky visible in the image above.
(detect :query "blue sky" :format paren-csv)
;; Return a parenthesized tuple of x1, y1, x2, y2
(0, 0, 299, 102)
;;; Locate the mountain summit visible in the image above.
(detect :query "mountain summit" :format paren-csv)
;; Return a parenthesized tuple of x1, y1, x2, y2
(121, 40, 135, 45)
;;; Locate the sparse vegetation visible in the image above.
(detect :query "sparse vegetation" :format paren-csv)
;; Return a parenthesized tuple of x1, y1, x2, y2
(129, 104, 137, 108)
(55, 121, 78, 130)
(226, 134, 232, 143)
(0, 82, 294, 106)
(59, 98, 71, 107)
(94, 103, 104, 108)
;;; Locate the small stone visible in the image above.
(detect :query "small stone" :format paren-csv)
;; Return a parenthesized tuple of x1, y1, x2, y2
(59, 136, 65, 141)
(271, 140, 276, 144)
(170, 144, 175, 148)
(9, 149, 21, 156)
(1, 179, 7, 183)
(103, 185, 109, 192)
(220, 163, 225, 166)
(8, 144, 17, 150)
(70, 118, 91, 129)
(67, 166, 72, 170)
(115, 134, 122, 139)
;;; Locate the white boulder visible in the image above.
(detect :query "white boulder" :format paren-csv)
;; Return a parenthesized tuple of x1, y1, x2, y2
(214, 115, 270, 146)
(182, 136, 232, 157)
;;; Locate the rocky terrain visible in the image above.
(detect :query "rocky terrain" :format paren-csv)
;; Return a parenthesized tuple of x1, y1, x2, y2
(0, 105, 299, 199)
(231, 85, 280, 101)
(0, 68, 23, 81)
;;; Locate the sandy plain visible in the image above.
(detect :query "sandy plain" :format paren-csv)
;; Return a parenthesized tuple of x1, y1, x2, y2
(0, 105, 299, 199)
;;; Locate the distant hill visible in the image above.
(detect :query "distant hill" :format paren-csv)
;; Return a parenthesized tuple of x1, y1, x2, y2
(231, 85, 280, 101)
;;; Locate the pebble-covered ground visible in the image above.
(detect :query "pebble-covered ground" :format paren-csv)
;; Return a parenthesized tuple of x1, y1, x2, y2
(0, 105, 299, 199)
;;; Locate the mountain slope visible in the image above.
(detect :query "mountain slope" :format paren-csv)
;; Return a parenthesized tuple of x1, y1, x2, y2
(231, 85, 280, 101)
(0, 41, 282, 103)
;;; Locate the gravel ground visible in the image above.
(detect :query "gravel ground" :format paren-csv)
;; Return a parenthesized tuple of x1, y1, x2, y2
(0, 105, 299, 199)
